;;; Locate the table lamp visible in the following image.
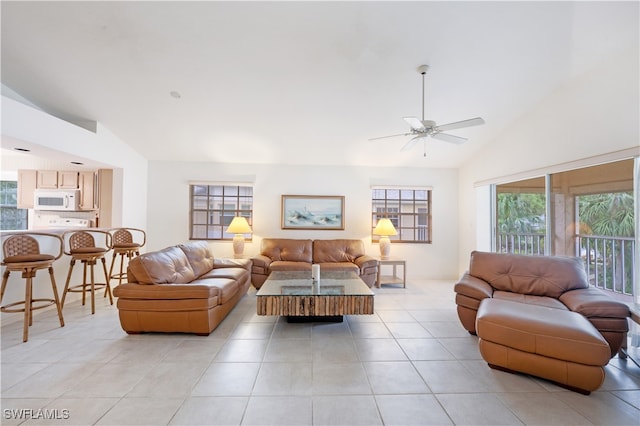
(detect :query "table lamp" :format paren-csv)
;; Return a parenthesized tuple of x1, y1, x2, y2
(226, 216, 252, 258)
(373, 218, 397, 259)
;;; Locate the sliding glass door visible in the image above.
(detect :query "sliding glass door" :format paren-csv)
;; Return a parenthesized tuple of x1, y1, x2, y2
(493, 158, 636, 301)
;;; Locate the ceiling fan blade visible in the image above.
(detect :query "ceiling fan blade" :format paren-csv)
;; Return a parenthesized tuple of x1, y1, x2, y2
(432, 133, 467, 144)
(436, 117, 485, 132)
(401, 135, 425, 151)
(403, 116, 426, 132)
(368, 132, 413, 141)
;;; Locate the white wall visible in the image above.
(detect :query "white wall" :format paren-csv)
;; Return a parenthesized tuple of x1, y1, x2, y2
(147, 161, 460, 280)
(457, 47, 640, 274)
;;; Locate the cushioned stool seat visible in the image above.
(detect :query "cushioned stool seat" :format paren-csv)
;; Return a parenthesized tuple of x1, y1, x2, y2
(476, 298, 611, 394)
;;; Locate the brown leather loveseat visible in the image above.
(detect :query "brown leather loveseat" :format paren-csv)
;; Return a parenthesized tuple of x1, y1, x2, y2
(455, 251, 630, 394)
(112, 240, 251, 335)
(251, 238, 378, 289)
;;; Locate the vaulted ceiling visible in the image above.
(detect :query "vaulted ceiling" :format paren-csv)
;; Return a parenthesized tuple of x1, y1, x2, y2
(1, 1, 637, 168)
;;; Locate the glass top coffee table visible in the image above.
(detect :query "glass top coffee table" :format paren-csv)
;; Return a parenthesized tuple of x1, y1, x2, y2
(256, 270, 375, 322)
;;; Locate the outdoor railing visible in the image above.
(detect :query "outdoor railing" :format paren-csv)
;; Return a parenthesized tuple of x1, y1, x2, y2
(576, 234, 635, 297)
(496, 232, 545, 256)
(497, 232, 635, 298)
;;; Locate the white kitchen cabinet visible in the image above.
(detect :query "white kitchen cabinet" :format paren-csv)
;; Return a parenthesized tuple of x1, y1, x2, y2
(78, 171, 97, 210)
(57, 171, 79, 189)
(17, 169, 37, 209)
(36, 170, 79, 189)
(36, 170, 59, 188)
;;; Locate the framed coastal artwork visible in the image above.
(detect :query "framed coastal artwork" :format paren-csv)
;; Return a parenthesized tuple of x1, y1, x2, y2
(281, 195, 345, 230)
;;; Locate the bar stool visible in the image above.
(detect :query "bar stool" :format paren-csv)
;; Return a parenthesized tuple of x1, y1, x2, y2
(1, 232, 65, 342)
(107, 227, 146, 286)
(61, 230, 112, 314)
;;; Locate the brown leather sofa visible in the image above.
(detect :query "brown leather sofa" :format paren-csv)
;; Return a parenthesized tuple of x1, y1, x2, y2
(112, 240, 251, 335)
(251, 238, 378, 289)
(455, 251, 630, 393)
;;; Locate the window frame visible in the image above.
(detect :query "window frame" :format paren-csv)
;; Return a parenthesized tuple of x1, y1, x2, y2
(189, 183, 253, 241)
(0, 180, 28, 231)
(371, 187, 432, 243)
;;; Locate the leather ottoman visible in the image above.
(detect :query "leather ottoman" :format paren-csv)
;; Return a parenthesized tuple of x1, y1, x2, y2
(476, 298, 611, 394)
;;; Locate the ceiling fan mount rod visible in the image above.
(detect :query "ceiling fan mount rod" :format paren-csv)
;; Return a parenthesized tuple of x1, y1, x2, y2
(417, 65, 429, 121)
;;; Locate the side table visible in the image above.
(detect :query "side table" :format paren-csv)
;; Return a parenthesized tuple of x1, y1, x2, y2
(376, 258, 406, 288)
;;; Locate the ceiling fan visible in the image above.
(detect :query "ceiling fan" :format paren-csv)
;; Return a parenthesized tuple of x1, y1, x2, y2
(370, 65, 485, 155)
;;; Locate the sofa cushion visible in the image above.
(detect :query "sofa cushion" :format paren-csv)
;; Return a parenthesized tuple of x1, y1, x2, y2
(269, 260, 312, 272)
(199, 267, 249, 282)
(316, 262, 359, 274)
(194, 278, 238, 304)
(128, 246, 196, 284)
(493, 291, 568, 310)
(468, 251, 588, 298)
(213, 258, 252, 270)
(261, 239, 313, 262)
(313, 239, 365, 263)
(179, 241, 214, 278)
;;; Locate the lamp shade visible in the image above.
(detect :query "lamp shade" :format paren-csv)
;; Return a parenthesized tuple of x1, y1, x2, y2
(226, 216, 252, 234)
(373, 218, 397, 236)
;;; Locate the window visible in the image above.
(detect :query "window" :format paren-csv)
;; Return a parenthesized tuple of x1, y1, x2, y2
(190, 184, 253, 240)
(0, 180, 28, 231)
(371, 187, 431, 243)
(495, 177, 546, 255)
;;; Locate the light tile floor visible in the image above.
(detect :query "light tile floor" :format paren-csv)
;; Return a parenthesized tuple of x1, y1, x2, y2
(1, 280, 640, 425)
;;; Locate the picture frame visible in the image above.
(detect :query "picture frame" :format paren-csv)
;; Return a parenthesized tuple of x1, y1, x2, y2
(281, 195, 345, 230)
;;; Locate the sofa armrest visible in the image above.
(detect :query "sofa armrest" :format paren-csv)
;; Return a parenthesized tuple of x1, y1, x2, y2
(454, 272, 494, 300)
(560, 287, 630, 358)
(354, 255, 378, 272)
(560, 287, 630, 319)
(251, 255, 273, 270)
(213, 257, 252, 272)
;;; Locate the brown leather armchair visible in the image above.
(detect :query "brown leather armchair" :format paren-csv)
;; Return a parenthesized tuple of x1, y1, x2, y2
(455, 250, 629, 357)
(455, 250, 630, 394)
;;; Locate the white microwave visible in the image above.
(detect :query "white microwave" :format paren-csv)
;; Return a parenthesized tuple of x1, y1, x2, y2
(34, 189, 81, 211)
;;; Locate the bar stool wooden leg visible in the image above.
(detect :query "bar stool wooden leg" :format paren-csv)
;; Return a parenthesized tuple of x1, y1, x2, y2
(62, 255, 109, 315)
(61, 259, 76, 308)
(118, 253, 127, 284)
(23, 270, 33, 342)
(1, 270, 9, 302)
(101, 258, 113, 304)
(88, 258, 96, 315)
(48, 266, 64, 327)
(82, 262, 89, 307)
(108, 250, 133, 287)
(108, 252, 118, 286)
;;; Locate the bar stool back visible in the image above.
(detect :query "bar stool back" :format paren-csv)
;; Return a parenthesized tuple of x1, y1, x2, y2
(108, 227, 146, 286)
(61, 230, 112, 314)
(1, 233, 65, 342)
